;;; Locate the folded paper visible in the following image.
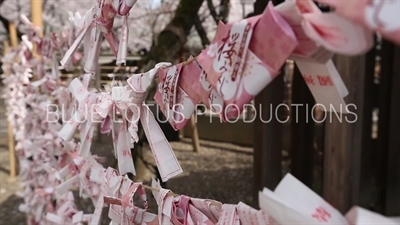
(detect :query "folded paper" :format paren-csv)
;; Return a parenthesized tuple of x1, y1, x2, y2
(345, 206, 399, 225)
(275, 0, 350, 113)
(259, 173, 348, 224)
(60, 0, 138, 73)
(128, 63, 183, 181)
(293, 58, 349, 113)
(154, 58, 202, 130)
(314, 0, 400, 46)
(197, 3, 297, 120)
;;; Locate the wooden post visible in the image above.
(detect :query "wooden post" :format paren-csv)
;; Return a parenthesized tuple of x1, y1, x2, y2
(368, 40, 395, 213)
(252, 0, 283, 208)
(6, 23, 19, 180)
(189, 114, 200, 152)
(31, 0, 43, 36)
(7, 116, 17, 180)
(31, 0, 43, 62)
(3, 41, 9, 55)
(9, 23, 18, 48)
(380, 43, 400, 216)
(253, 73, 284, 208)
(244, 101, 253, 121)
(322, 46, 377, 213)
(290, 66, 315, 189)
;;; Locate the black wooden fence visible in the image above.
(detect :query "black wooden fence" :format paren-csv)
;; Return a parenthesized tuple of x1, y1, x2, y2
(253, 0, 400, 217)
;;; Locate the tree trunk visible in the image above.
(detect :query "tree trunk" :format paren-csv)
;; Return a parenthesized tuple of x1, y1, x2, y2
(141, 0, 205, 71)
(133, 0, 205, 185)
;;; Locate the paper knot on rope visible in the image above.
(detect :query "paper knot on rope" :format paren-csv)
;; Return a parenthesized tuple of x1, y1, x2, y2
(20, 14, 42, 45)
(45, 191, 93, 225)
(275, 0, 373, 59)
(60, 0, 137, 73)
(313, 0, 400, 46)
(58, 74, 99, 157)
(126, 62, 183, 182)
(54, 148, 103, 205)
(57, 74, 136, 176)
(94, 82, 138, 176)
(150, 178, 223, 225)
(103, 179, 157, 224)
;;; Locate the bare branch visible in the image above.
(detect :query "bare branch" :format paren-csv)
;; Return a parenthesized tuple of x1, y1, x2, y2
(194, 14, 210, 48)
(206, 0, 230, 24)
(206, 0, 219, 24)
(219, 0, 230, 23)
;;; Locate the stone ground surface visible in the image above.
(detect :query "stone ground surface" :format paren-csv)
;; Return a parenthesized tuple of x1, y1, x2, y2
(0, 93, 254, 224)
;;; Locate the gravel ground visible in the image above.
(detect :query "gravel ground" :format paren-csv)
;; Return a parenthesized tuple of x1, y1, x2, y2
(0, 94, 254, 225)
